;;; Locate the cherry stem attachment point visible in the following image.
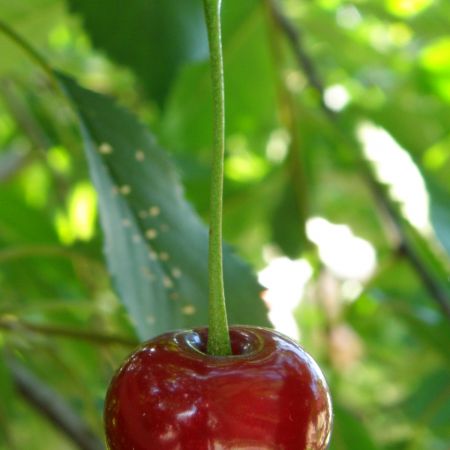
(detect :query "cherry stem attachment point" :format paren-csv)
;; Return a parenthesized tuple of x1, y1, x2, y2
(203, 0, 231, 356)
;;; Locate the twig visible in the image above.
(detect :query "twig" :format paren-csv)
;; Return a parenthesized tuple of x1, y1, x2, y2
(264, 0, 308, 251)
(399, 242, 450, 317)
(0, 79, 50, 149)
(369, 177, 450, 317)
(267, 0, 334, 119)
(267, 0, 450, 318)
(0, 244, 108, 298)
(0, 316, 137, 347)
(0, 244, 102, 269)
(0, 147, 35, 183)
(7, 358, 105, 450)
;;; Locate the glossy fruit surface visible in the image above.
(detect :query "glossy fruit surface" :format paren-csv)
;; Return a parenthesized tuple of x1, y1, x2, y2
(104, 326, 332, 450)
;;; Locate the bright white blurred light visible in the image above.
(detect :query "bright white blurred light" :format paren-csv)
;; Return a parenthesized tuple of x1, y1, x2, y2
(323, 84, 350, 112)
(306, 217, 377, 281)
(336, 5, 362, 29)
(341, 279, 364, 301)
(358, 122, 432, 233)
(259, 257, 313, 341)
(265, 128, 290, 163)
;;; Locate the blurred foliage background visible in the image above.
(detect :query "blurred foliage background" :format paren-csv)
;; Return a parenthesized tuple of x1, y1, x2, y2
(0, 0, 449, 449)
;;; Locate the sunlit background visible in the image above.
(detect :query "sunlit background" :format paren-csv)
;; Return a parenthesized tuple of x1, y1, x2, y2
(0, 0, 449, 449)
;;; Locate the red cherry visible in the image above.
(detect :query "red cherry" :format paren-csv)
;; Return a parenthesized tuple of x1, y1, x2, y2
(104, 326, 332, 450)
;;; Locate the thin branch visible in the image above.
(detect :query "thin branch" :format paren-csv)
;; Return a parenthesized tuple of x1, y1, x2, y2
(264, 0, 308, 249)
(0, 244, 102, 270)
(369, 177, 450, 317)
(267, 0, 450, 318)
(399, 239, 450, 317)
(7, 358, 105, 450)
(0, 244, 108, 303)
(0, 147, 35, 183)
(0, 317, 137, 347)
(267, 0, 334, 118)
(0, 79, 50, 150)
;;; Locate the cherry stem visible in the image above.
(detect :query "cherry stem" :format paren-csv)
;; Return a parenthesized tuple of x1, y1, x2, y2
(203, 0, 231, 356)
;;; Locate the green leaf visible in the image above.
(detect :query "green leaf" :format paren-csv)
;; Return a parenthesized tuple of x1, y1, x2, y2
(58, 73, 269, 340)
(330, 402, 379, 450)
(404, 369, 450, 433)
(395, 307, 450, 363)
(161, 1, 276, 152)
(66, 0, 208, 106)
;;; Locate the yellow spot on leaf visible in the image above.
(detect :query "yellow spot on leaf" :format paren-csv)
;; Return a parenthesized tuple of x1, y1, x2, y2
(149, 206, 161, 217)
(182, 305, 196, 315)
(163, 276, 173, 288)
(146, 229, 158, 239)
(119, 185, 131, 195)
(172, 268, 182, 278)
(159, 252, 170, 261)
(135, 150, 145, 161)
(99, 142, 113, 154)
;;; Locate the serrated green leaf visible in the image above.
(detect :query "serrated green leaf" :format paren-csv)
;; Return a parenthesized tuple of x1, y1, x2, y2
(58, 73, 269, 340)
(66, 0, 208, 106)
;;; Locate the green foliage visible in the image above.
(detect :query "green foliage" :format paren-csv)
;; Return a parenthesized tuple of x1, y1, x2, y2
(0, 0, 63, 75)
(330, 403, 378, 450)
(66, 0, 208, 106)
(0, 352, 14, 446)
(0, 0, 449, 448)
(60, 73, 268, 339)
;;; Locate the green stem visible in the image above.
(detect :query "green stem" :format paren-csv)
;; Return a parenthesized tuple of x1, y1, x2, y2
(203, 0, 231, 356)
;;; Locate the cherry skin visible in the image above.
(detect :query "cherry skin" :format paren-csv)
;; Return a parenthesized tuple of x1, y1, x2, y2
(104, 326, 332, 450)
